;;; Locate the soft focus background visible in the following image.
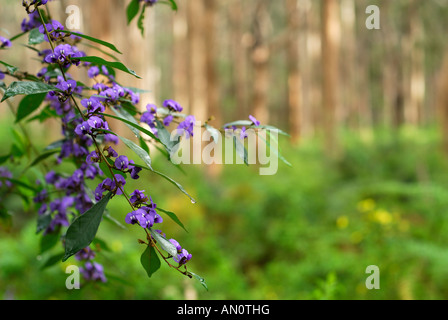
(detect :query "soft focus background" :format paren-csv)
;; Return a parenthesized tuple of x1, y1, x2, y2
(2, 0, 448, 300)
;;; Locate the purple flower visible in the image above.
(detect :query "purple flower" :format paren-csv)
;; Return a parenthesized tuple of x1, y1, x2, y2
(114, 155, 129, 171)
(240, 126, 248, 140)
(104, 146, 118, 158)
(75, 247, 96, 261)
(39, 20, 64, 42)
(87, 116, 107, 130)
(0, 36, 12, 48)
(163, 99, 183, 112)
(177, 115, 196, 139)
(249, 115, 260, 126)
(88, 66, 100, 78)
(80, 262, 107, 283)
(82, 97, 105, 114)
(130, 189, 148, 206)
(0, 71, 4, 80)
(75, 121, 91, 136)
(169, 239, 182, 253)
(163, 115, 174, 127)
(129, 160, 142, 180)
(173, 249, 192, 265)
(56, 79, 77, 95)
(86, 150, 100, 164)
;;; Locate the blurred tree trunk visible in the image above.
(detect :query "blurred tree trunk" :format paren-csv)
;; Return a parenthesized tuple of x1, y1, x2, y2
(408, 0, 425, 126)
(204, 0, 221, 126)
(187, 0, 207, 121)
(286, 0, 301, 143)
(172, 4, 189, 110)
(437, 51, 448, 155)
(228, 1, 249, 121)
(250, 1, 270, 125)
(321, 0, 340, 156)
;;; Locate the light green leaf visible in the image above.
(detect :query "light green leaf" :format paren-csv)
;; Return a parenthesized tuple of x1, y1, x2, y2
(76, 56, 141, 79)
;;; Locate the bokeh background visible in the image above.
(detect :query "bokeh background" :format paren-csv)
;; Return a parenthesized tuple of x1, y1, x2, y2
(2, 0, 448, 300)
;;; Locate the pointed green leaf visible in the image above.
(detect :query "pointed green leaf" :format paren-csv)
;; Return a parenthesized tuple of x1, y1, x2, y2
(188, 271, 208, 291)
(15, 92, 47, 123)
(233, 136, 249, 166)
(137, 4, 146, 36)
(1, 81, 57, 102)
(127, 0, 141, 25)
(0, 60, 18, 74)
(157, 207, 188, 233)
(119, 135, 153, 170)
(100, 113, 160, 143)
(59, 30, 122, 54)
(140, 245, 161, 278)
(28, 27, 44, 45)
(62, 192, 112, 262)
(76, 56, 140, 79)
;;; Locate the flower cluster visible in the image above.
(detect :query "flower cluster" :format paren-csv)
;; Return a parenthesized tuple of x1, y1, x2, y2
(0, 36, 11, 49)
(0, 167, 13, 189)
(76, 247, 107, 283)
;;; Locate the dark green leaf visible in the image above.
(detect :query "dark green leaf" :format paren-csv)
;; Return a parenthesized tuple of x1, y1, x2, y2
(36, 212, 52, 234)
(40, 230, 60, 254)
(1, 81, 57, 102)
(76, 56, 141, 79)
(40, 252, 65, 270)
(24, 150, 58, 172)
(59, 30, 122, 54)
(15, 93, 46, 123)
(137, 5, 146, 36)
(157, 207, 188, 233)
(62, 192, 112, 262)
(28, 27, 45, 45)
(127, 0, 141, 25)
(140, 245, 161, 278)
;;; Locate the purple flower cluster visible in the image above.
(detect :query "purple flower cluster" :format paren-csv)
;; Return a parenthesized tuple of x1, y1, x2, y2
(21, 11, 41, 32)
(140, 100, 196, 139)
(76, 247, 107, 283)
(169, 239, 192, 266)
(38, 20, 65, 42)
(44, 44, 85, 68)
(0, 167, 13, 189)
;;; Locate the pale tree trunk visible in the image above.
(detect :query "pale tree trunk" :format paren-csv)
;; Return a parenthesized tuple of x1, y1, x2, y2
(172, 3, 189, 110)
(228, 1, 249, 121)
(321, 0, 340, 156)
(204, 0, 221, 126)
(286, 0, 302, 143)
(437, 51, 448, 155)
(250, 1, 270, 125)
(187, 0, 207, 121)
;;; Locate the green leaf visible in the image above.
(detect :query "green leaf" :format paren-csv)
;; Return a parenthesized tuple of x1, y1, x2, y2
(119, 135, 153, 170)
(111, 106, 142, 138)
(188, 271, 208, 291)
(1, 81, 57, 102)
(62, 192, 112, 262)
(0, 60, 18, 74)
(40, 252, 65, 270)
(140, 245, 161, 278)
(100, 113, 160, 143)
(149, 228, 178, 257)
(127, 0, 141, 25)
(15, 93, 46, 123)
(204, 124, 220, 143)
(28, 27, 45, 45)
(137, 4, 146, 36)
(75, 56, 141, 79)
(257, 125, 290, 136)
(257, 131, 292, 167)
(233, 136, 249, 166)
(40, 230, 60, 254)
(155, 119, 180, 155)
(59, 30, 122, 54)
(223, 120, 252, 128)
(157, 207, 188, 233)
(23, 150, 58, 175)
